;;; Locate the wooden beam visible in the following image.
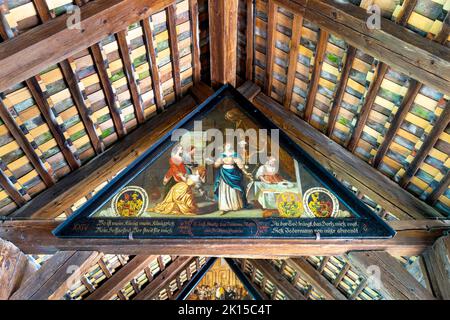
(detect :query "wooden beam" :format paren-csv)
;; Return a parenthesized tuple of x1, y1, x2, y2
(90, 43, 127, 138)
(208, 0, 238, 87)
(327, 46, 357, 137)
(372, 80, 422, 168)
(10, 251, 99, 300)
(86, 255, 158, 300)
(116, 30, 145, 124)
(304, 29, 329, 122)
(167, 4, 182, 100)
(0, 0, 175, 93)
(247, 83, 442, 219)
(9, 94, 197, 219)
(26, 77, 81, 170)
(349, 278, 367, 300)
(252, 259, 306, 300)
(287, 258, 347, 300)
(142, 18, 164, 113)
(347, 62, 388, 152)
(0, 98, 55, 187)
(134, 257, 193, 300)
(427, 171, 450, 206)
(33, 0, 53, 22)
(422, 236, 450, 299)
(189, 0, 201, 83)
(1, 220, 448, 257)
(283, 14, 303, 110)
(0, 169, 27, 206)
(333, 262, 350, 287)
(245, 0, 254, 81)
(434, 12, 449, 44)
(264, 0, 276, 95)
(348, 251, 436, 300)
(0, 239, 37, 299)
(399, 101, 450, 188)
(395, 0, 417, 26)
(274, 0, 450, 96)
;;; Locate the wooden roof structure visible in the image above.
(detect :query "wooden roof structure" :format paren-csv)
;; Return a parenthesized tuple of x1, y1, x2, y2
(0, 0, 449, 300)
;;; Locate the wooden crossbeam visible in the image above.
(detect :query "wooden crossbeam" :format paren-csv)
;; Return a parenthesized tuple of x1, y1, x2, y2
(264, 0, 277, 96)
(246, 81, 442, 219)
(274, 0, 450, 96)
(327, 46, 357, 137)
(0, 0, 174, 93)
(189, 0, 201, 83)
(1, 220, 447, 257)
(348, 251, 436, 300)
(116, 30, 145, 124)
(26, 77, 81, 170)
(252, 259, 306, 300)
(372, 80, 422, 168)
(395, 0, 417, 26)
(0, 169, 27, 206)
(9, 94, 197, 219)
(287, 258, 347, 300)
(304, 29, 328, 122)
(399, 101, 450, 188)
(10, 251, 100, 300)
(142, 18, 165, 112)
(245, 0, 254, 81)
(134, 257, 193, 300)
(167, 4, 182, 100)
(86, 255, 158, 300)
(283, 14, 303, 110)
(347, 62, 388, 152)
(0, 98, 55, 186)
(90, 43, 127, 138)
(426, 171, 450, 206)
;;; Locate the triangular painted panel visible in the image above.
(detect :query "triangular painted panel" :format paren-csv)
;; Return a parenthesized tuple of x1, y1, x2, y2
(54, 85, 395, 239)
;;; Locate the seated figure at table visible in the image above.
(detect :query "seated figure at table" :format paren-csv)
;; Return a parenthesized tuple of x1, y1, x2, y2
(255, 157, 285, 184)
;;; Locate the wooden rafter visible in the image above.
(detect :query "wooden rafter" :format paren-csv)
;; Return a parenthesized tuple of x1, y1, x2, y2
(426, 171, 450, 206)
(1, 219, 448, 257)
(304, 28, 328, 122)
(0, 169, 27, 206)
(396, 0, 418, 26)
(116, 30, 145, 124)
(372, 80, 422, 168)
(327, 46, 357, 137)
(189, 0, 201, 83)
(283, 13, 303, 110)
(399, 101, 450, 188)
(434, 12, 449, 44)
(264, 0, 277, 96)
(167, 4, 182, 100)
(245, 0, 254, 81)
(347, 62, 388, 153)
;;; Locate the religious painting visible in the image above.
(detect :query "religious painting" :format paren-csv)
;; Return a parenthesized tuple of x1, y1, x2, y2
(54, 85, 395, 239)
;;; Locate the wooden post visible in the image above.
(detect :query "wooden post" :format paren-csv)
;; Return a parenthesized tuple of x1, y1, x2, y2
(208, 0, 238, 87)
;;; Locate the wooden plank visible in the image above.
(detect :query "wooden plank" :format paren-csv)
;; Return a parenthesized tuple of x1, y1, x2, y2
(287, 258, 347, 300)
(208, 0, 238, 87)
(189, 0, 201, 83)
(10, 94, 197, 219)
(283, 14, 303, 110)
(427, 171, 450, 206)
(0, 0, 175, 93)
(10, 251, 99, 300)
(0, 98, 55, 187)
(237, 80, 261, 101)
(304, 29, 328, 122)
(399, 101, 450, 188)
(347, 62, 388, 152)
(134, 257, 192, 300)
(422, 236, 450, 299)
(0, 169, 28, 206)
(116, 30, 145, 124)
(90, 43, 127, 138)
(0, 239, 37, 299)
(274, 0, 450, 96)
(264, 0, 276, 95)
(252, 259, 306, 300)
(1, 220, 447, 257)
(167, 4, 182, 100)
(86, 255, 158, 300)
(327, 46, 357, 137)
(348, 251, 436, 300)
(250, 85, 442, 219)
(373, 80, 422, 168)
(245, 0, 254, 81)
(142, 18, 164, 112)
(26, 77, 81, 170)
(396, 0, 417, 26)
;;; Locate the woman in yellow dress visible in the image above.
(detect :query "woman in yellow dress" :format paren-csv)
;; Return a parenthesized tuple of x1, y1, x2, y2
(150, 177, 198, 215)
